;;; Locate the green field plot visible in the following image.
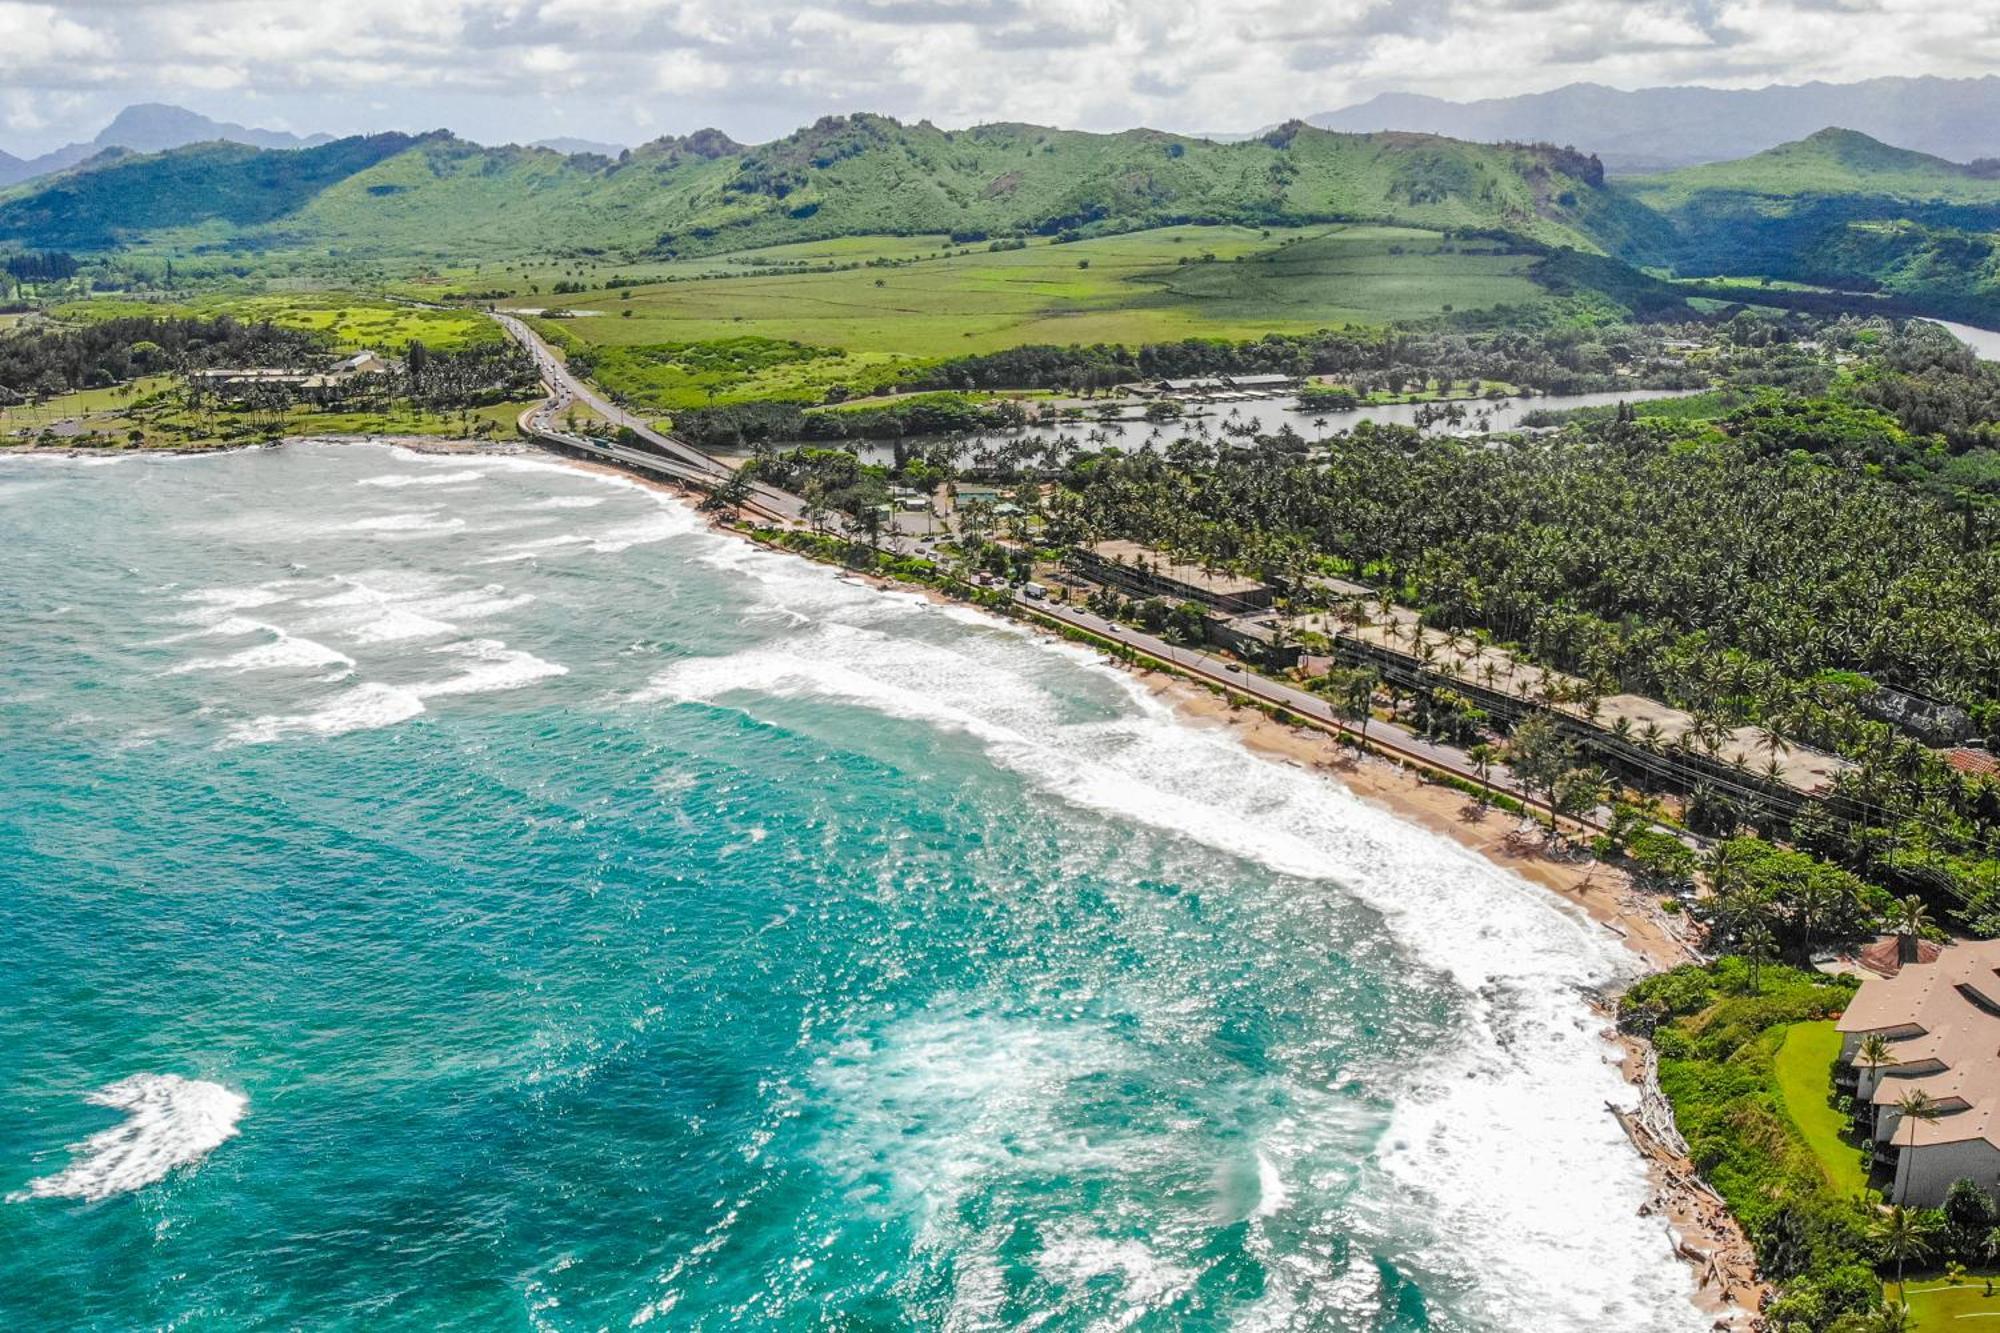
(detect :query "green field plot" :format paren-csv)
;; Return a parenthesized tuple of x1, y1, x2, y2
(538, 224, 1549, 409)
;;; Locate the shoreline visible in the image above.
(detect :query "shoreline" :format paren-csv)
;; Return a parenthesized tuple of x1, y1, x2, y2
(548, 444, 1769, 1323)
(18, 433, 1760, 1321)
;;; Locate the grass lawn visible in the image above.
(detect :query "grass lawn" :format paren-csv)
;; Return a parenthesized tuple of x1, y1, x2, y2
(53, 294, 501, 353)
(1772, 1020, 1871, 1195)
(3, 382, 540, 449)
(1903, 1274, 2000, 1328)
(529, 223, 1547, 410)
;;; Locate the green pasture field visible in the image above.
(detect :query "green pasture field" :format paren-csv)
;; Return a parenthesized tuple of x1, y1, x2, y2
(2, 376, 539, 450)
(1903, 1274, 2000, 1328)
(525, 224, 1546, 409)
(51, 294, 500, 353)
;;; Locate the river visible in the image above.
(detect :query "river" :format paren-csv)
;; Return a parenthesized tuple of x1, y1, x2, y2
(798, 388, 1702, 467)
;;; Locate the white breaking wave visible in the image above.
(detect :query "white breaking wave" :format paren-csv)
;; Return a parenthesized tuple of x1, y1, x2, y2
(633, 553, 1706, 1332)
(226, 639, 567, 744)
(174, 584, 295, 623)
(416, 637, 569, 698)
(481, 507, 700, 563)
(355, 470, 483, 488)
(341, 510, 467, 536)
(226, 680, 428, 744)
(170, 622, 354, 677)
(527, 495, 607, 510)
(295, 572, 534, 645)
(9, 1074, 246, 1203)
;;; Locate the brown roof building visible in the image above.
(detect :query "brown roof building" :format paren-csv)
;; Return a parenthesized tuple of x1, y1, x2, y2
(1838, 939, 2000, 1205)
(1074, 541, 1274, 614)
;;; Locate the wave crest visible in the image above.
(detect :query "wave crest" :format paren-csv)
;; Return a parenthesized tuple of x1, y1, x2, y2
(10, 1074, 246, 1203)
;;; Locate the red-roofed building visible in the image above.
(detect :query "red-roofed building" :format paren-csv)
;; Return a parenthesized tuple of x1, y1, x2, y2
(1942, 747, 2000, 778)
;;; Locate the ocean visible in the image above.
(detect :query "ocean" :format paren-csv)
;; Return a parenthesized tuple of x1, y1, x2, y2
(0, 442, 1708, 1330)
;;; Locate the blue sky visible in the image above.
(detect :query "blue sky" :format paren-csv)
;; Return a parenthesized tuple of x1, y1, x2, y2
(2, 0, 1996, 152)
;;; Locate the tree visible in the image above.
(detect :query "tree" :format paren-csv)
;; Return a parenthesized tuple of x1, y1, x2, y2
(1552, 765, 1611, 827)
(702, 467, 752, 516)
(1740, 920, 1777, 994)
(1890, 894, 1933, 963)
(1942, 1177, 1993, 1258)
(1855, 1033, 1898, 1092)
(1506, 714, 1575, 832)
(1339, 667, 1380, 747)
(1466, 742, 1500, 807)
(1871, 1204, 1937, 1297)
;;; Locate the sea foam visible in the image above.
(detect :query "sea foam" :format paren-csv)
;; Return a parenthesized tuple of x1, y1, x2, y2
(634, 550, 1706, 1332)
(9, 1075, 246, 1203)
(355, 470, 483, 488)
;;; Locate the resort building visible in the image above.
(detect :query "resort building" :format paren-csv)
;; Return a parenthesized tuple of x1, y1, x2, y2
(1837, 939, 2000, 1206)
(1073, 540, 1273, 614)
(189, 349, 391, 400)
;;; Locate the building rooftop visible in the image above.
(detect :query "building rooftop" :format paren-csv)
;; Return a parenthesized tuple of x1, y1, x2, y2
(1083, 540, 1271, 599)
(1292, 598, 1848, 794)
(1944, 747, 2000, 778)
(1840, 940, 2000, 1150)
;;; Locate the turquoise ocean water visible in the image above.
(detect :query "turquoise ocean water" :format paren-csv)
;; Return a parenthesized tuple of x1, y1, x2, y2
(0, 443, 1707, 1330)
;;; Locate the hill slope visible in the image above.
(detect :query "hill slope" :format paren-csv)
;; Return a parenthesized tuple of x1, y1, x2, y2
(1309, 76, 2000, 173)
(0, 103, 334, 190)
(0, 115, 1636, 266)
(1615, 129, 2000, 319)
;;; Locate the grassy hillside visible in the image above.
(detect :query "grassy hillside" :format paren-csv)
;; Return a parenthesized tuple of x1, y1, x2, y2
(0, 116, 1631, 270)
(1619, 128, 2000, 320)
(0, 134, 424, 249)
(1623, 128, 2000, 209)
(516, 224, 1663, 411)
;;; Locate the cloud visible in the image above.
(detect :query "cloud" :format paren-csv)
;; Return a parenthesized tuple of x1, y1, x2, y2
(2, 0, 1997, 151)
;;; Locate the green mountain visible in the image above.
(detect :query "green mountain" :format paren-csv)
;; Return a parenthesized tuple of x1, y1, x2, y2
(0, 115, 1636, 266)
(1617, 128, 2000, 319)
(1622, 128, 2000, 208)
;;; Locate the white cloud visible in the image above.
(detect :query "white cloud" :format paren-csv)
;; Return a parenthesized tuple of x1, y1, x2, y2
(3, 0, 1999, 149)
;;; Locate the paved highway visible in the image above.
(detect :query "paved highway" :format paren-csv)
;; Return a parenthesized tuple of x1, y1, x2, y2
(492, 308, 1598, 832)
(494, 312, 807, 523)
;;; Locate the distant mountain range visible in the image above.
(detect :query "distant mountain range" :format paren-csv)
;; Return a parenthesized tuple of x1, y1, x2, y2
(0, 104, 333, 189)
(9, 100, 2000, 321)
(1307, 76, 2000, 172)
(0, 115, 1640, 269)
(530, 137, 628, 158)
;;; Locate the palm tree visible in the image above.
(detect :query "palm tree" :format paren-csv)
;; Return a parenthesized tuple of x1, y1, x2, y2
(1882, 892, 1936, 969)
(1855, 1033, 1897, 1093)
(1896, 1088, 1940, 1132)
(1741, 920, 1777, 994)
(1872, 1204, 1938, 1297)
(1860, 1301, 1912, 1333)
(1467, 742, 1500, 807)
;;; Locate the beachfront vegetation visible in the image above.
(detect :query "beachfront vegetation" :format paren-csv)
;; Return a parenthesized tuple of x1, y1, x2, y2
(1015, 320, 2000, 918)
(1620, 962, 1880, 1330)
(0, 313, 322, 400)
(1625, 959, 2000, 1330)
(0, 311, 538, 447)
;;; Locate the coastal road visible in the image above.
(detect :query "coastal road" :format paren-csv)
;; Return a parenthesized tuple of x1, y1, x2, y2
(493, 311, 808, 524)
(486, 315, 1595, 832)
(997, 590, 1607, 829)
